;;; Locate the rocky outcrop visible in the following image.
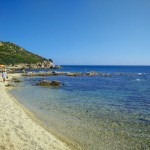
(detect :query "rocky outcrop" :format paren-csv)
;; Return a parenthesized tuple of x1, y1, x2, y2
(66, 72, 81, 76)
(85, 71, 112, 77)
(36, 80, 61, 86)
(34, 60, 54, 68)
(86, 71, 98, 76)
(23, 71, 112, 77)
(27, 60, 54, 69)
(8, 60, 54, 69)
(51, 80, 61, 86)
(53, 65, 62, 69)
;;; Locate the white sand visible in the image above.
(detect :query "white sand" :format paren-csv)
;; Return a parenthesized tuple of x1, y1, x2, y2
(0, 74, 71, 150)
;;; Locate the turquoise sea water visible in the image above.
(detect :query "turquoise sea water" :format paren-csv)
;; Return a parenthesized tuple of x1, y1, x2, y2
(10, 66, 150, 150)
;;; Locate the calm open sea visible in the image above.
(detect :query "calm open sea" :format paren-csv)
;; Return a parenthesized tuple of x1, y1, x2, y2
(10, 66, 150, 150)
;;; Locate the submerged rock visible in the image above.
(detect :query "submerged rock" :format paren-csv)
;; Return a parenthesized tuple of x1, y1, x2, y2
(12, 77, 22, 82)
(36, 80, 61, 86)
(36, 80, 51, 86)
(51, 80, 61, 86)
(5, 84, 15, 87)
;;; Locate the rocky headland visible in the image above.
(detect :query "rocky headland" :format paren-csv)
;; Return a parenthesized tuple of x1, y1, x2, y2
(0, 41, 61, 70)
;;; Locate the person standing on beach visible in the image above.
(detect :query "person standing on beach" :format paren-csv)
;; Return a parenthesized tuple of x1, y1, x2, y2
(1, 68, 8, 82)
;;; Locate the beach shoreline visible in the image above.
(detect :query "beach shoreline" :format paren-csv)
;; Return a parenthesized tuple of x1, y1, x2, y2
(0, 73, 71, 150)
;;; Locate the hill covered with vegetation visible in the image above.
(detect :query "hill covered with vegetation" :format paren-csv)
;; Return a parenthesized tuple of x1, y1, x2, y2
(0, 41, 52, 65)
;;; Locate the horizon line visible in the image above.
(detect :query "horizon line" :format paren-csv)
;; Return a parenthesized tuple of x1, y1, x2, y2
(59, 64, 150, 66)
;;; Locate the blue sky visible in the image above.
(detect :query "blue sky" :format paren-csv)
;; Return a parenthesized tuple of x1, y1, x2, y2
(0, 0, 150, 65)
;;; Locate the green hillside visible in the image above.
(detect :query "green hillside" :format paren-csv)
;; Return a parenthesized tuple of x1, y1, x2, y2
(0, 41, 51, 65)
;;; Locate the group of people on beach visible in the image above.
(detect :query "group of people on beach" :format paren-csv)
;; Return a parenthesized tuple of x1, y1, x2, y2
(1, 67, 8, 82)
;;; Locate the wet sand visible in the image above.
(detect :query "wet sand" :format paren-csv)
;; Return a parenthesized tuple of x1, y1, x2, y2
(0, 73, 70, 150)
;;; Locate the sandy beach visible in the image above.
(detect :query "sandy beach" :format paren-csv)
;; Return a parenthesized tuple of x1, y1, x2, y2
(0, 73, 71, 150)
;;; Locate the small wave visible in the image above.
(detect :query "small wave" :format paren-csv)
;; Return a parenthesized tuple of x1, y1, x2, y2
(136, 79, 140, 81)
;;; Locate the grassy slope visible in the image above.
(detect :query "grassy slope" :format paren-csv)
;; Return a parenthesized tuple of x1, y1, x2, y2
(0, 41, 49, 65)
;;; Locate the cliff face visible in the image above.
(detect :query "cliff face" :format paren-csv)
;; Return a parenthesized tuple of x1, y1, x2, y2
(14, 60, 54, 69)
(0, 41, 54, 68)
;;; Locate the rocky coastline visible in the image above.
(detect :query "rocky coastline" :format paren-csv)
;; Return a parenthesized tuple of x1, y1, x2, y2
(22, 71, 112, 77)
(6, 61, 61, 69)
(5, 63, 62, 75)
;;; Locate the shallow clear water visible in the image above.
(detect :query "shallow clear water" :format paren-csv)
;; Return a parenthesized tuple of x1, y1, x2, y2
(10, 66, 150, 150)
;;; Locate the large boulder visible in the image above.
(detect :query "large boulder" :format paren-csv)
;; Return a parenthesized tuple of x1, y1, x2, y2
(39, 60, 54, 68)
(36, 80, 61, 86)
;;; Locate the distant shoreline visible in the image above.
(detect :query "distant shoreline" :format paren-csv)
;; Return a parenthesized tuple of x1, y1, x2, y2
(61, 65, 150, 67)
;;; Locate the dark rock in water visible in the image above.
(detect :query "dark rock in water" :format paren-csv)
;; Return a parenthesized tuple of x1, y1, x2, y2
(86, 71, 98, 76)
(53, 65, 62, 69)
(36, 80, 52, 86)
(5, 84, 15, 87)
(85, 71, 112, 77)
(51, 80, 61, 86)
(36, 80, 61, 86)
(12, 77, 22, 83)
